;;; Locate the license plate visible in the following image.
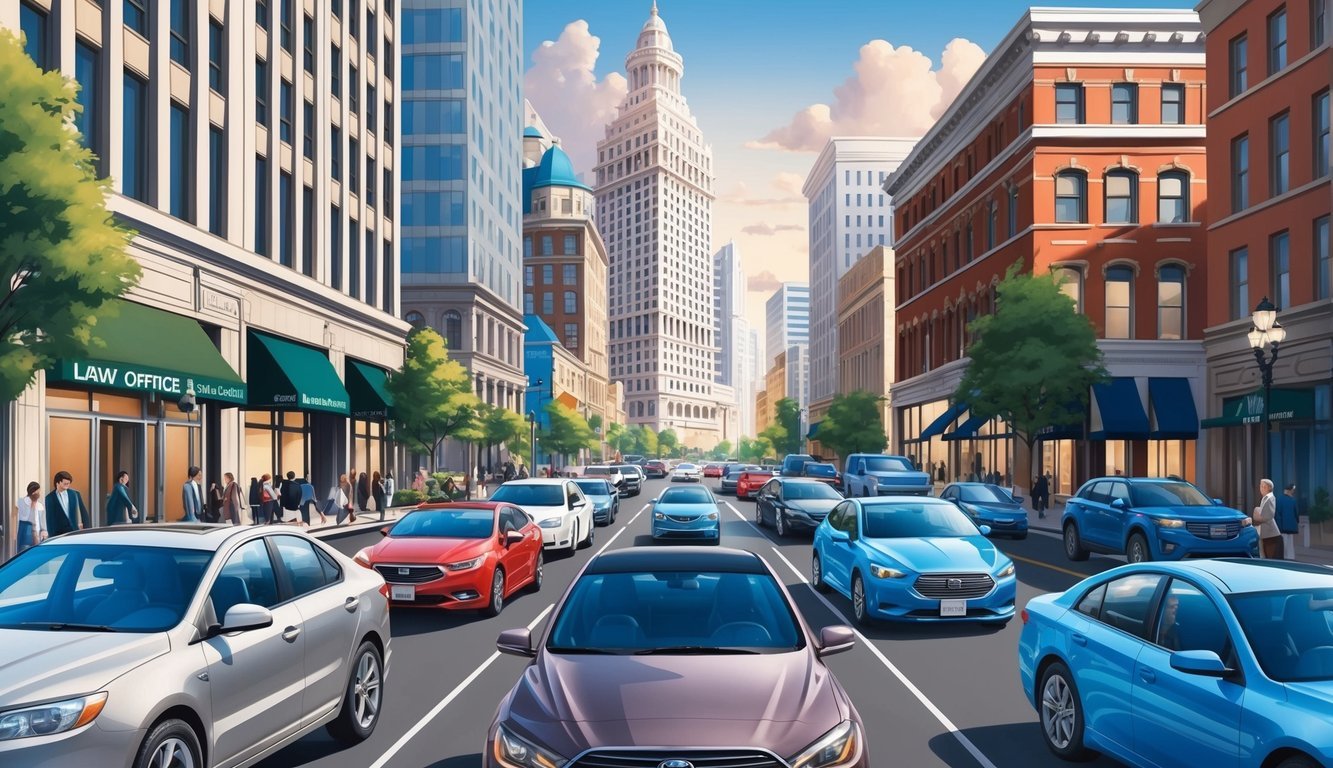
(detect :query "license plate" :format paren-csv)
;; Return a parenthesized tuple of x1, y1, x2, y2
(390, 585, 415, 601)
(940, 599, 967, 617)
(1210, 524, 1228, 539)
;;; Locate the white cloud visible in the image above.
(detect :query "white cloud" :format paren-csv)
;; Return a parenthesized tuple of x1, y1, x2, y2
(741, 223, 805, 236)
(719, 177, 805, 208)
(747, 271, 784, 292)
(750, 38, 986, 152)
(523, 21, 628, 174)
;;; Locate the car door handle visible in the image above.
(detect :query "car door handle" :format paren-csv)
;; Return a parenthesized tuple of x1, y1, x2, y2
(1138, 668, 1156, 684)
(282, 625, 302, 643)
(1071, 633, 1088, 647)
(344, 596, 360, 612)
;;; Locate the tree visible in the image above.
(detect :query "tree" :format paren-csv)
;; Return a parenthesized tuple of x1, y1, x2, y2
(386, 327, 481, 471)
(657, 428, 680, 458)
(479, 403, 529, 460)
(759, 422, 788, 458)
(606, 422, 636, 457)
(737, 436, 770, 463)
(0, 30, 139, 401)
(773, 398, 803, 455)
(540, 401, 597, 465)
(818, 391, 888, 461)
(636, 424, 659, 457)
(954, 264, 1107, 485)
(708, 440, 733, 460)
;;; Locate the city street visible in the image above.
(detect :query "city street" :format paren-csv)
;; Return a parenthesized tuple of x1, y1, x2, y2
(262, 477, 1133, 768)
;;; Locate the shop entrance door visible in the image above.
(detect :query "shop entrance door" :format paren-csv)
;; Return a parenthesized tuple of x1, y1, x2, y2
(99, 420, 144, 524)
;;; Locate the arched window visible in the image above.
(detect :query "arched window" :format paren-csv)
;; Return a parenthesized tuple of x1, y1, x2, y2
(443, 310, 462, 350)
(404, 310, 425, 327)
(1055, 171, 1087, 223)
(1157, 265, 1186, 340)
(1157, 171, 1189, 223)
(1105, 266, 1134, 339)
(1052, 266, 1084, 313)
(1104, 170, 1138, 224)
(647, 401, 656, 416)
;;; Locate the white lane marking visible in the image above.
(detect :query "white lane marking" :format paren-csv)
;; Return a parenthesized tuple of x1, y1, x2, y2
(765, 546, 999, 768)
(368, 603, 554, 768)
(595, 506, 648, 556)
(724, 501, 748, 520)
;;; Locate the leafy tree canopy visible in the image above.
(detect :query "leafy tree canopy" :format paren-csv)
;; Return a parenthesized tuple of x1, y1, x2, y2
(707, 440, 733, 460)
(636, 424, 659, 457)
(773, 398, 803, 455)
(657, 428, 680, 458)
(540, 401, 597, 462)
(818, 390, 888, 460)
(479, 403, 529, 457)
(386, 327, 480, 470)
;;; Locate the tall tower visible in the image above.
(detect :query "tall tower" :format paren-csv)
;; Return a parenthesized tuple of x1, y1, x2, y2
(596, 2, 731, 449)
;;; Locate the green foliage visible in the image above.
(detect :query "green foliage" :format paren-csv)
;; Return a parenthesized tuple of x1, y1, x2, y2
(657, 428, 680, 457)
(1310, 488, 1333, 525)
(606, 422, 637, 457)
(737, 436, 772, 463)
(636, 425, 659, 457)
(391, 489, 424, 508)
(707, 440, 733, 460)
(0, 31, 139, 401)
(758, 422, 788, 457)
(773, 398, 803, 455)
(540, 402, 597, 462)
(385, 327, 481, 470)
(818, 391, 887, 460)
(954, 265, 1107, 453)
(478, 403, 529, 456)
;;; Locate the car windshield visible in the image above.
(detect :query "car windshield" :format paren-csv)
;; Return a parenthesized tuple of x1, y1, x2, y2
(616, 466, 638, 475)
(575, 480, 613, 497)
(489, 484, 564, 506)
(1129, 481, 1213, 507)
(958, 485, 1016, 504)
(547, 570, 803, 654)
(0, 544, 213, 632)
(784, 482, 842, 501)
(659, 488, 713, 504)
(804, 464, 837, 477)
(584, 467, 616, 476)
(864, 456, 913, 472)
(676, 464, 697, 470)
(862, 502, 981, 538)
(1228, 589, 1333, 682)
(392, 508, 495, 538)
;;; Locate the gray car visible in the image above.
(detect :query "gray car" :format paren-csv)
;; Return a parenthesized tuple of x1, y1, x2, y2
(0, 524, 391, 768)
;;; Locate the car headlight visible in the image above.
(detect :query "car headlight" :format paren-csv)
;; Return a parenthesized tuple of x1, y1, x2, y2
(445, 556, 484, 572)
(869, 564, 906, 579)
(1240, 517, 1253, 527)
(1153, 518, 1187, 528)
(353, 547, 373, 567)
(493, 723, 567, 768)
(707, 512, 718, 520)
(655, 512, 665, 520)
(789, 720, 862, 768)
(0, 693, 108, 741)
(997, 563, 1016, 578)
(538, 518, 563, 528)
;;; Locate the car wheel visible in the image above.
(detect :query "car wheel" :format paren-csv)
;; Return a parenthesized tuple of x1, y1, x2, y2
(851, 572, 872, 626)
(327, 641, 384, 744)
(135, 719, 202, 768)
(568, 522, 579, 554)
(1063, 522, 1090, 561)
(811, 553, 830, 593)
(1013, 533, 1028, 540)
(580, 520, 594, 549)
(484, 568, 506, 617)
(754, 504, 765, 527)
(1126, 532, 1151, 563)
(1038, 661, 1091, 761)
(775, 511, 788, 538)
(529, 552, 544, 592)
(1275, 756, 1320, 768)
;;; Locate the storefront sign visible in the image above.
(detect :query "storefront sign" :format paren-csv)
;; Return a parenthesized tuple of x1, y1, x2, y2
(53, 360, 247, 404)
(301, 393, 349, 411)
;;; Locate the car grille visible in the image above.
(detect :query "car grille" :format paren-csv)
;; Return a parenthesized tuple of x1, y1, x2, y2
(1186, 521, 1241, 540)
(572, 750, 784, 768)
(374, 565, 444, 584)
(667, 514, 702, 523)
(914, 572, 995, 599)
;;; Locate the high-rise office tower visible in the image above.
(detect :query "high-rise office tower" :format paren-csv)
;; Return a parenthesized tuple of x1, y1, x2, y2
(765, 282, 810, 370)
(713, 241, 751, 435)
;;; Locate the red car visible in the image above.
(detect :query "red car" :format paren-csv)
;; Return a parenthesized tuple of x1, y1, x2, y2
(353, 502, 543, 615)
(703, 463, 724, 478)
(643, 460, 668, 478)
(736, 469, 775, 499)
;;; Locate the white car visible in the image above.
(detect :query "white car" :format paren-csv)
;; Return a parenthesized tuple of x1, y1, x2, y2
(581, 465, 626, 491)
(671, 462, 702, 482)
(487, 479, 594, 553)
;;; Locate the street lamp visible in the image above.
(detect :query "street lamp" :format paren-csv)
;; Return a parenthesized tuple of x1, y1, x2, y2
(526, 410, 538, 476)
(1247, 296, 1287, 477)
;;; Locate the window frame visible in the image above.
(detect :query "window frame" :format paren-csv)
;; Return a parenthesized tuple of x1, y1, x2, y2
(1156, 264, 1186, 340)
(1053, 265, 1084, 313)
(1104, 170, 1138, 225)
(1229, 247, 1249, 321)
(1055, 83, 1084, 124)
(1270, 111, 1290, 196)
(1111, 82, 1138, 124)
(1231, 134, 1250, 213)
(1054, 170, 1087, 224)
(1315, 90, 1330, 180)
(1271, 230, 1291, 309)
(1160, 83, 1185, 125)
(1267, 7, 1288, 76)
(1104, 265, 1134, 339)
(169, 0, 190, 66)
(1229, 34, 1248, 97)
(1317, 215, 1330, 300)
(1157, 170, 1189, 224)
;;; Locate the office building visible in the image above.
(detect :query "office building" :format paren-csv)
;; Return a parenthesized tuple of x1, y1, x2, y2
(713, 241, 752, 434)
(764, 282, 809, 370)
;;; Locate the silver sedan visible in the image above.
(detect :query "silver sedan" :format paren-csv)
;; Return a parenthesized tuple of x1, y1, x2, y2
(0, 524, 391, 768)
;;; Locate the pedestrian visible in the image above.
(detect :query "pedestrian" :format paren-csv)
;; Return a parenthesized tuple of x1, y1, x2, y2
(45, 470, 91, 535)
(503, 460, 516, 482)
(442, 477, 459, 500)
(477, 467, 488, 497)
(384, 470, 396, 505)
(280, 471, 303, 524)
(372, 470, 387, 520)
(299, 475, 320, 525)
(222, 473, 245, 525)
(1253, 478, 1283, 559)
(1277, 484, 1300, 560)
(1032, 474, 1050, 519)
(339, 472, 356, 524)
(206, 481, 224, 523)
(105, 470, 138, 525)
(518, 464, 529, 479)
(357, 471, 371, 513)
(260, 473, 280, 524)
(248, 477, 262, 524)
(347, 467, 360, 512)
(16, 481, 47, 552)
(182, 466, 203, 523)
(412, 467, 428, 492)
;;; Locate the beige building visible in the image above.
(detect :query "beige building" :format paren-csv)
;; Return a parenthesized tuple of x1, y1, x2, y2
(836, 245, 895, 443)
(755, 389, 771, 436)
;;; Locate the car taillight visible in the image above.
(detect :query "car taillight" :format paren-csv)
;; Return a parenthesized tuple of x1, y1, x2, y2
(1020, 608, 1029, 625)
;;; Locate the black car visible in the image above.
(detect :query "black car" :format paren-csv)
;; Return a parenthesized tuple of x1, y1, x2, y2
(780, 454, 815, 477)
(720, 464, 760, 495)
(800, 462, 842, 487)
(753, 477, 844, 536)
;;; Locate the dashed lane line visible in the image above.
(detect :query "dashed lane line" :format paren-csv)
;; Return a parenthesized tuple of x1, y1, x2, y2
(595, 505, 648, 557)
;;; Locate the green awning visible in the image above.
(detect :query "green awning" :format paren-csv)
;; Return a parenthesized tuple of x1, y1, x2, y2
(346, 360, 393, 419)
(49, 300, 246, 404)
(247, 331, 349, 415)
(1200, 388, 1316, 429)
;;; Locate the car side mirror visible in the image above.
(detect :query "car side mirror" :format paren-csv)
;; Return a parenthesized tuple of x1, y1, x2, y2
(219, 604, 273, 634)
(497, 627, 536, 658)
(1111, 497, 1128, 509)
(505, 530, 524, 546)
(857, 467, 866, 475)
(816, 625, 856, 657)
(829, 529, 850, 543)
(1169, 649, 1232, 677)
(1213, 498, 1224, 506)
(978, 524, 992, 536)
(379, 525, 393, 537)
(1013, 496, 1024, 504)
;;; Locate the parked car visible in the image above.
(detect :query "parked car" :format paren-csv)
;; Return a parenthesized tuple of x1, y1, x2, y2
(1061, 477, 1259, 563)
(736, 469, 775, 499)
(801, 462, 842, 487)
(574, 479, 620, 525)
(780, 453, 815, 477)
(940, 482, 1028, 539)
(487, 547, 868, 767)
(651, 485, 722, 543)
(642, 459, 668, 478)
(487, 479, 594, 554)
(812, 496, 1017, 626)
(581, 465, 626, 494)
(720, 464, 760, 495)
(622, 454, 645, 466)
(670, 463, 702, 482)
(0, 525, 390, 768)
(614, 464, 644, 496)
(354, 502, 542, 614)
(842, 453, 932, 497)
(754, 477, 844, 536)
(702, 463, 724, 478)
(1018, 559, 1333, 767)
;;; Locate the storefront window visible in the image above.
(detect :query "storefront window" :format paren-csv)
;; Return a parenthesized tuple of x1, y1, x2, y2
(1148, 440, 1196, 482)
(1041, 439, 1077, 496)
(353, 419, 386, 480)
(48, 416, 93, 520)
(1104, 440, 1129, 476)
(245, 410, 309, 483)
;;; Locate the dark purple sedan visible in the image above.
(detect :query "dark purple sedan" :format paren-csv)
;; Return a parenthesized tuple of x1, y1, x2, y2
(486, 547, 868, 767)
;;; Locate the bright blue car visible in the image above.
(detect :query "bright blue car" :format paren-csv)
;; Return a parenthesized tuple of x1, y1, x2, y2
(574, 478, 619, 525)
(811, 497, 1016, 625)
(1019, 559, 1333, 767)
(940, 482, 1028, 539)
(651, 485, 721, 544)
(1062, 476, 1258, 563)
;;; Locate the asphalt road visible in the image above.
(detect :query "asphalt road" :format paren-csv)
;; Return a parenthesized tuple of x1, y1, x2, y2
(258, 477, 1134, 768)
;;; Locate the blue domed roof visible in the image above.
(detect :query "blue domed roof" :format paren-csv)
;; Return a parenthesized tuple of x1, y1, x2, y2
(531, 145, 591, 191)
(523, 125, 544, 139)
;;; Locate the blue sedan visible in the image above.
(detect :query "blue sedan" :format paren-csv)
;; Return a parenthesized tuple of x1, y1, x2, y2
(574, 478, 619, 525)
(811, 497, 1016, 625)
(651, 486, 721, 544)
(1019, 559, 1333, 767)
(940, 482, 1028, 539)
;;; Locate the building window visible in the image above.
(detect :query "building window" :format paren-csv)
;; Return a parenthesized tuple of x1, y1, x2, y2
(1316, 90, 1330, 179)
(523, 265, 533, 286)
(1111, 83, 1137, 124)
(383, 168, 393, 214)
(74, 42, 101, 161)
(1053, 266, 1084, 313)
(349, 138, 360, 195)
(1161, 83, 1184, 124)
(1105, 266, 1133, 339)
(541, 236, 553, 256)
(255, 155, 269, 256)
(122, 71, 148, 203)
(1270, 111, 1290, 195)
(302, 185, 314, 277)
(349, 0, 360, 39)
(564, 324, 579, 349)
(206, 21, 226, 95)
(1055, 84, 1084, 124)
(563, 234, 577, 253)
(542, 265, 553, 284)
(330, 205, 342, 290)
(366, 157, 376, 207)
(170, 0, 189, 66)
(523, 293, 533, 314)
(120, 1, 149, 36)
(1271, 230, 1290, 308)
(208, 127, 226, 236)
(257, 0, 269, 27)
(366, 227, 377, 307)
(279, 79, 293, 144)
(405, 310, 424, 327)
(1316, 215, 1330, 299)
(523, 238, 532, 259)
(331, 47, 341, 99)
(1157, 171, 1189, 223)
(443, 311, 462, 350)
(255, 59, 268, 125)
(302, 101, 314, 159)
(563, 264, 577, 286)
(542, 292, 553, 314)
(302, 15, 314, 73)
(1268, 8, 1287, 75)
(1157, 265, 1185, 340)
(169, 102, 192, 221)
(1230, 247, 1249, 320)
(349, 64, 359, 113)
(331, 126, 342, 181)
(1007, 185, 1018, 236)
(1229, 35, 1248, 97)
(349, 219, 360, 298)
(1104, 171, 1137, 224)
(280, 0, 293, 52)
(1315, 0, 1328, 47)
(279, 171, 293, 268)
(367, 85, 377, 134)
(385, 41, 394, 81)
(986, 200, 997, 248)
(1054, 171, 1086, 223)
(19, 3, 50, 70)
(564, 292, 577, 313)
(1231, 135, 1249, 212)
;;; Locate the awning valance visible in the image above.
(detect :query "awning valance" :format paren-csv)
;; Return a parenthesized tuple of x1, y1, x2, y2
(1200, 387, 1316, 429)
(807, 420, 823, 439)
(1090, 378, 1150, 440)
(247, 331, 350, 415)
(1148, 377, 1199, 439)
(347, 360, 393, 420)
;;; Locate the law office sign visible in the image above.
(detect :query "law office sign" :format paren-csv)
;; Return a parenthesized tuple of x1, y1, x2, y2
(53, 360, 248, 405)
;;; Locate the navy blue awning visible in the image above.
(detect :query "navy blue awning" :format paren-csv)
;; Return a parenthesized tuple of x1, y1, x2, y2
(1148, 378, 1199, 439)
(1036, 398, 1086, 441)
(1090, 378, 1150, 440)
(919, 401, 968, 441)
(942, 413, 988, 441)
(807, 420, 823, 439)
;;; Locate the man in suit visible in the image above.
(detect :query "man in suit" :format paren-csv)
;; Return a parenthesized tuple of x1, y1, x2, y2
(106, 470, 138, 525)
(1276, 484, 1300, 560)
(182, 466, 203, 523)
(45, 470, 91, 535)
(1253, 478, 1283, 559)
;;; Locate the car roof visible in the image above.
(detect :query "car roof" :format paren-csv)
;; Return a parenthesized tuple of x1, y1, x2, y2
(1159, 559, 1333, 592)
(775, 477, 829, 484)
(857, 496, 953, 506)
(415, 501, 504, 510)
(56, 524, 273, 551)
(587, 546, 767, 574)
(498, 478, 571, 486)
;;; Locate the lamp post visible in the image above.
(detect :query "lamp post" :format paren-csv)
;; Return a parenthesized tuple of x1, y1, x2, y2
(527, 411, 537, 476)
(798, 407, 807, 455)
(1247, 297, 1286, 478)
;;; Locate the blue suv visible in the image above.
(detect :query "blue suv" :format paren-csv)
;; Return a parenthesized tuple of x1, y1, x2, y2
(1061, 477, 1259, 563)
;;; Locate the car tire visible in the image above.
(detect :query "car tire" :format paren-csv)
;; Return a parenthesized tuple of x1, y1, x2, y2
(529, 552, 544, 592)
(327, 641, 384, 745)
(568, 522, 579, 555)
(775, 511, 788, 538)
(1014, 533, 1028, 540)
(1063, 522, 1090, 561)
(811, 553, 830, 593)
(580, 520, 594, 549)
(484, 568, 506, 617)
(1275, 756, 1320, 768)
(754, 504, 765, 527)
(1126, 532, 1151, 563)
(851, 572, 873, 626)
(134, 718, 202, 768)
(1038, 661, 1092, 761)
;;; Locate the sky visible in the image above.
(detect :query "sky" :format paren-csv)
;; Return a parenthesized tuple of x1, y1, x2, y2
(521, 0, 1194, 336)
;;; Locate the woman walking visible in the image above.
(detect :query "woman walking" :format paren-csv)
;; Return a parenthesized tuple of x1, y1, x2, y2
(222, 473, 245, 526)
(357, 472, 371, 514)
(260, 473, 280, 524)
(17, 482, 46, 551)
(372, 470, 387, 521)
(339, 473, 356, 524)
